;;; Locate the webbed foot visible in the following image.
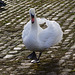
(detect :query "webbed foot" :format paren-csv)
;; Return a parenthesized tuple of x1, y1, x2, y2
(27, 51, 37, 60)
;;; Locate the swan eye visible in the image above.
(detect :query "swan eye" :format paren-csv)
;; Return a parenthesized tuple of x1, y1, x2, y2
(31, 14, 34, 23)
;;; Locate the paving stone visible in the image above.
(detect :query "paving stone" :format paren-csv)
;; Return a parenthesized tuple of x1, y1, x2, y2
(47, 72, 57, 75)
(47, 51, 52, 54)
(9, 51, 18, 54)
(14, 47, 22, 50)
(73, 54, 75, 57)
(59, 59, 65, 65)
(4, 55, 14, 59)
(5, 23, 11, 25)
(73, 57, 75, 60)
(51, 54, 55, 58)
(6, 67, 13, 71)
(62, 55, 71, 60)
(18, 65, 30, 69)
(20, 22, 26, 24)
(62, 68, 72, 72)
(71, 45, 75, 49)
(0, 43, 4, 46)
(0, 0, 75, 75)
(59, 72, 69, 75)
(10, 74, 15, 75)
(17, 44, 25, 47)
(21, 63, 32, 66)
(66, 61, 73, 64)
(52, 17, 58, 20)
(65, 52, 72, 55)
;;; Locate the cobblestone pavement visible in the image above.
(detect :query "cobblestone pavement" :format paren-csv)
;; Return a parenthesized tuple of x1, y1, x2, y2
(0, 0, 75, 75)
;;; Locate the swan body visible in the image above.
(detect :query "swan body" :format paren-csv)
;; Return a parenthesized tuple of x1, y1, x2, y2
(22, 8, 63, 63)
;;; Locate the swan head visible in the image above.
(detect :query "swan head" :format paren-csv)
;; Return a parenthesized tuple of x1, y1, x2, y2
(29, 8, 36, 24)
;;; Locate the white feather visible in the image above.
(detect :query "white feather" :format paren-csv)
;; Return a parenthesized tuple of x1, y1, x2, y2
(22, 8, 63, 51)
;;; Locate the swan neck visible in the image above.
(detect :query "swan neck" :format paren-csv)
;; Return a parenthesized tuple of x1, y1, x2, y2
(30, 17, 38, 39)
(31, 16, 38, 30)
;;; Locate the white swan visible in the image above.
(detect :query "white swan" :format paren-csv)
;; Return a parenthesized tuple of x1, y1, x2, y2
(22, 8, 63, 63)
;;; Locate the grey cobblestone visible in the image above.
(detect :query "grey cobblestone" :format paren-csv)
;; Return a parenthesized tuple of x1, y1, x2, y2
(0, 0, 75, 75)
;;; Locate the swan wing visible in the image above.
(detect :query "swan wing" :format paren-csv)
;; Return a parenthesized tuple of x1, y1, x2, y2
(37, 18, 47, 24)
(22, 21, 31, 39)
(39, 20, 63, 48)
(37, 18, 48, 33)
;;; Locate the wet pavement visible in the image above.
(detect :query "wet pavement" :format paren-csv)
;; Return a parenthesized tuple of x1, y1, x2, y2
(0, 0, 75, 75)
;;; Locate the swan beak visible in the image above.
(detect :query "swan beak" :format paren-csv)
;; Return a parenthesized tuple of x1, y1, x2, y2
(31, 14, 34, 23)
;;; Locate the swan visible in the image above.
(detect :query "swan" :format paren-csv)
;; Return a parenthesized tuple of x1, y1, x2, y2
(22, 8, 63, 63)
(0, 0, 6, 8)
